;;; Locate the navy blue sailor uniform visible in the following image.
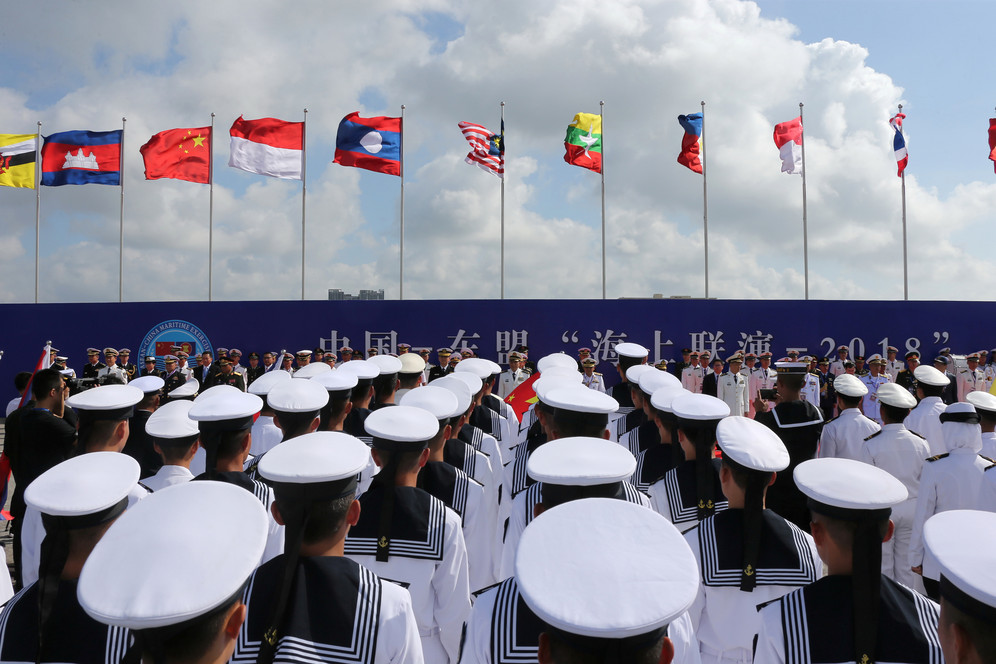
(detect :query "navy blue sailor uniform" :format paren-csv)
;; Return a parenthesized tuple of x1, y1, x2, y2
(754, 402, 824, 531)
(647, 458, 729, 533)
(631, 441, 684, 494)
(617, 418, 660, 458)
(232, 556, 424, 664)
(192, 470, 284, 563)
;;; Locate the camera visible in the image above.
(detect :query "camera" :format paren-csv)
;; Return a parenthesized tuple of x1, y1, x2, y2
(759, 388, 777, 401)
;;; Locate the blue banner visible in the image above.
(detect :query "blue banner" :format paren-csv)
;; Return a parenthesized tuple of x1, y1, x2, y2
(0, 299, 986, 399)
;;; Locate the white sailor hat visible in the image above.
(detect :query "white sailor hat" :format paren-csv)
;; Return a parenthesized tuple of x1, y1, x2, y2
(292, 362, 332, 379)
(247, 369, 292, 396)
(913, 364, 950, 387)
(78, 482, 268, 631)
(671, 392, 731, 421)
(450, 371, 483, 395)
(364, 405, 440, 448)
(258, 431, 369, 492)
(794, 458, 907, 514)
(649, 386, 687, 413)
(773, 361, 809, 375)
(637, 368, 681, 393)
(833, 373, 868, 398)
(537, 354, 577, 373)
(399, 385, 461, 420)
(398, 352, 427, 374)
(128, 375, 165, 395)
(966, 390, 996, 414)
(66, 384, 143, 420)
(716, 417, 789, 472)
(543, 386, 619, 415)
(267, 378, 329, 413)
(515, 498, 697, 645)
(625, 364, 655, 384)
(456, 357, 502, 379)
(193, 384, 244, 403)
(526, 437, 636, 485)
(876, 382, 917, 409)
(312, 370, 359, 393)
(188, 391, 262, 429)
(25, 451, 139, 519)
(169, 378, 200, 399)
(296, 349, 312, 357)
(430, 375, 473, 414)
(534, 376, 581, 403)
(534, 366, 582, 382)
(613, 342, 650, 359)
(335, 359, 379, 380)
(146, 400, 198, 441)
(368, 354, 403, 375)
(924, 510, 996, 623)
(939, 401, 980, 425)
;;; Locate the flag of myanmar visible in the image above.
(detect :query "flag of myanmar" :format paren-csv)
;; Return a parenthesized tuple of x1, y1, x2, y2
(564, 112, 602, 173)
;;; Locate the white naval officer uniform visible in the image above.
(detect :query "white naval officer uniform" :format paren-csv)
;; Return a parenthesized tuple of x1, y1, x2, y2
(716, 371, 749, 416)
(581, 371, 607, 393)
(95, 364, 128, 383)
(681, 364, 705, 393)
(859, 372, 891, 424)
(886, 357, 904, 381)
(904, 396, 947, 455)
(141, 464, 194, 492)
(858, 424, 930, 591)
(816, 408, 880, 460)
(828, 357, 848, 377)
(956, 366, 986, 401)
(799, 372, 820, 410)
(497, 369, 530, 399)
(749, 366, 778, 412)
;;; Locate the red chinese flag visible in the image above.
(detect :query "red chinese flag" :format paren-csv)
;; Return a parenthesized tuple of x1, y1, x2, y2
(140, 126, 211, 183)
(504, 372, 540, 420)
(989, 118, 996, 174)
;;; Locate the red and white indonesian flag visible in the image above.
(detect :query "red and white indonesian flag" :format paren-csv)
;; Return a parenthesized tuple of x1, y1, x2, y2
(229, 116, 303, 180)
(773, 116, 804, 175)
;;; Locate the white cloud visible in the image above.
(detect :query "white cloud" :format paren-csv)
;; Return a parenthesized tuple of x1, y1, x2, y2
(2, 0, 995, 303)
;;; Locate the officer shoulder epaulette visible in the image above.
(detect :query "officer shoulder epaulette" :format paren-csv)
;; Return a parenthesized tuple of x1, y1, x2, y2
(137, 482, 154, 493)
(926, 453, 949, 462)
(594, 371, 602, 376)
(908, 430, 927, 440)
(986, 463, 996, 472)
(864, 430, 882, 441)
(824, 413, 841, 424)
(979, 454, 996, 464)
(471, 581, 502, 598)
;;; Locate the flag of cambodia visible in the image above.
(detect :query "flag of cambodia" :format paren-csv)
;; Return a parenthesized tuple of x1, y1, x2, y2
(41, 130, 122, 186)
(334, 112, 402, 176)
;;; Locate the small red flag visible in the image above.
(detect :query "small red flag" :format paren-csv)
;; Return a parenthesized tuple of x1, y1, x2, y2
(504, 372, 540, 420)
(988, 119, 996, 174)
(140, 126, 211, 183)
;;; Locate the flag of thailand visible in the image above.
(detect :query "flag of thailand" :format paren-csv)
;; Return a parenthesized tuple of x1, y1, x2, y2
(890, 113, 908, 177)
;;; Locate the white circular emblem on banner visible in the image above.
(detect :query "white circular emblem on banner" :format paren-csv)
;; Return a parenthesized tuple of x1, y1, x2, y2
(359, 131, 383, 154)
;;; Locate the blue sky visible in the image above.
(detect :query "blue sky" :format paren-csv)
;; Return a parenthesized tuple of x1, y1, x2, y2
(2, 0, 996, 303)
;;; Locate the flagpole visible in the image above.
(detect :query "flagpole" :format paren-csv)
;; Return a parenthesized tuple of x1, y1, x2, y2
(209, 113, 215, 302)
(500, 100, 505, 300)
(701, 100, 709, 299)
(119, 116, 126, 303)
(301, 108, 308, 301)
(400, 104, 406, 301)
(600, 100, 606, 300)
(799, 102, 809, 300)
(899, 103, 908, 300)
(35, 121, 41, 304)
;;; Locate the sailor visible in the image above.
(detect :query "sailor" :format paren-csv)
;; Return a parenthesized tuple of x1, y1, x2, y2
(515, 355, 575, 437)
(904, 365, 951, 455)
(396, 351, 427, 400)
(672, 347, 692, 378)
(245, 351, 264, 385)
(858, 383, 931, 592)
(118, 348, 137, 382)
(140, 355, 159, 377)
(854, 354, 869, 376)
(167, 376, 199, 402)
(935, 356, 958, 405)
(984, 348, 996, 391)
(175, 350, 193, 378)
(97, 347, 128, 384)
(20, 384, 148, 588)
(612, 341, 650, 410)
(338, 359, 380, 444)
(468, 358, 520, 427)
(294, 349, 312, 371)
(245, 377, 329, 479)
(817, 373, 880, 460)
(815, 356, 835, 420)
(343, 406, 470, 663)
(755, 458, 941, 664)
(433, 375, 505, 489)
(617, 368, 678, 457)
(859, 355, 892, 424)
(749, 352, 778, 412)
(957, 353, 986, 402)
(630, 384, 687, 494)
(647, 393, 730, 532)
(142, 399, 199, 492)
(77, 481, 268, 664)
(162, 354, 187, 395)
(232, 433, 423, 664)
(717, 352, 749, 416)
(828, 344, 849, 377)
(123, 374, 167, 478)
(400, 386, 495, 592)
(81, 347, 105, 381)
(681, 351, 704, 394)
(458, 358, 517, 457)
(966, 390, 996, 458)
(500, 391, 628, 580)
(684, 417, 821, 664)
(909, 402, 994, 599)
(368, 354, 403, 409)
(418, 348, 433, 384)
(799, 355, 821, 409)
(0, 453, 140, 664)
(922, 509, 996, 664)
(579, 356, 606, 393)
(338, 346, 354, 366)
(886, 345, 904, 380)
(612, 364, 654, 441)
(753, 360, 824, 531)
(188, 389, 284, 563)
(896, 350, 920, 395)
(513, 498, 700, 664)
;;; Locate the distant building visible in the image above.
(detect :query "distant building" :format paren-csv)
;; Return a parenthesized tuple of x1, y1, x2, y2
(328, 288, 385, 301)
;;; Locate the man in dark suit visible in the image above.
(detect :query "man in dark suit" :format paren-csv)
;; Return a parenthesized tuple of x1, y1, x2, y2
(192, 350, 216, 389)
(934, 356, 957, 405)
(702, 358, 723, 397)
(245, 352, 265, 385)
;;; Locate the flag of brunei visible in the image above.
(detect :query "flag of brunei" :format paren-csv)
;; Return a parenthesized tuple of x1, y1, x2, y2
(0, 134, 38, 188)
